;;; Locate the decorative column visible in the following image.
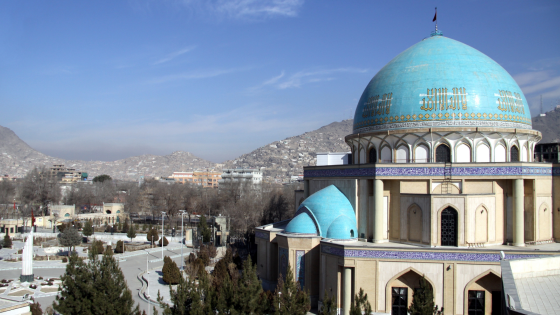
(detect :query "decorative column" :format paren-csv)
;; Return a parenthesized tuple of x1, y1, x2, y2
(513, 179, 525, 246)
(343, 267, 352, 315)
(358, 179, 368, 239)
(373, 179, 384, 243)
(20, 228, 34, 282)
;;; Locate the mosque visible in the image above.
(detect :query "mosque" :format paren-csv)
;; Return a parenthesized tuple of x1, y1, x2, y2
(255, 29, 560, 314)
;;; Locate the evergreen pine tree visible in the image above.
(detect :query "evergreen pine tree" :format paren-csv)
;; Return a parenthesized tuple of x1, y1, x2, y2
(273, 263, 311, 315)
(162, 256, 181, 285)
(199, 215, 211, 243)
(122, 219, 129, 233)
(350, 288, 372, 315)
(158, 236, 169, 247)
(408, 276, 442, 315)
(82, 221, 93, 242)
(59, 226, 82, 255)
(233, 256, 264, 314)
(29, 297, 42, 315)
(127, 224, 137, 243)
(115, 240, 124, 253)
(3, 230, 12, 248)
(147, 228, 159, 245)
(319, 290, 336, 315)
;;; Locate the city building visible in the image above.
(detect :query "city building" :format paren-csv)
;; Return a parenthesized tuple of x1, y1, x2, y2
(193, 171, 221, 188)
(170, 171, 193, 184)
(534, 142, 560, 163)
(219, 168, 263, 185)
(255, 30, 559, 315)
(48, 164, 87, 183)
(316, 152, 352, 166)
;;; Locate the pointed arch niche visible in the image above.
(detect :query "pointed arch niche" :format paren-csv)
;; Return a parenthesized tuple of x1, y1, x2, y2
(407, 204, 422, 243)
(475, 206, 489, 243)
(414, 144, 429, 163)
(476, 143, 490, 163)
(456, 143, 471, 163)
(495, 144, 506, 162)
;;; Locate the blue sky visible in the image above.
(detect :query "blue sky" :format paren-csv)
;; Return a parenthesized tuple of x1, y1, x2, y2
(1, 1, 559, 162)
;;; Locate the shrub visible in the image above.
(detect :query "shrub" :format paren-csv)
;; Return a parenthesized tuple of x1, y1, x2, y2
(104, 245, 112, 255)
(147, 229, 159, 245)
(114, 240, 124, 253)
(162, 256, 181, 285)
(142, 224, 147, 231)
(158, 236, 169, 247)
(3, 232, 12, 248)
(92, 240, 104, 254)
(62, 257, 68, 263)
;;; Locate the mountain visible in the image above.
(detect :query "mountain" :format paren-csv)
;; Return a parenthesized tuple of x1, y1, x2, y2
(222, 119, 353, 181)
(531, 106, 560, 143)
(0, 125, 216, 180)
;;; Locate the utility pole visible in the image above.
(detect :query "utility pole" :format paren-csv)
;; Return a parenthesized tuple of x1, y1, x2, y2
(161, 212, 166, 260)
(179, 210, 186, 271)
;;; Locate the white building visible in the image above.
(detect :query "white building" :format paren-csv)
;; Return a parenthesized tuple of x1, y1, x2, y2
(219, 168, 263, 185)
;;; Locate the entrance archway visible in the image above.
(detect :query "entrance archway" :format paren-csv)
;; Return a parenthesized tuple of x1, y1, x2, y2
(441, 207, 458, 246)
(435, 144, 451, 163)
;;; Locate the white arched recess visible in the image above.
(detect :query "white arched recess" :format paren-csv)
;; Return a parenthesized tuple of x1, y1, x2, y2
(415, 144, 429, 163)
(476, 144, 491, 162)
(456, 143, 471, 163)
(380, 146, 392, 163)
(396, 145, 409, 163)
(346, 129, 541, 164)
(495, 144, 506, 162)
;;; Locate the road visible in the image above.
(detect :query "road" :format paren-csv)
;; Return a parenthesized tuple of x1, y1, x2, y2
(0, 246, 192, 314)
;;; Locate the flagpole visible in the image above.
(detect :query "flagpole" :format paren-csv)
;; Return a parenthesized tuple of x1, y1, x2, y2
(435, 7, 438, 31)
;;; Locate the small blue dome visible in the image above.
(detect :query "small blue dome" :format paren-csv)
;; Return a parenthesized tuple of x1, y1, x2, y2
(285, 185, 357, 240)
(353, 33, 532, 134)
(285, 211, 318, 235)
(326, 215, 357, 239)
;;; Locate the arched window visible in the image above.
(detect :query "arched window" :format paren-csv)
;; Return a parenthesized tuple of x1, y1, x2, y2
(350, 229, 354, 238)
(380, 146, 392, 163)
(441, 207, 458, 246)
(510, 146, 519, 162)
(396, 145, 409, 163)
(369, 148, 377, 164)
(456, 143, 471, 163)
(476, 144, 490, 162)
(414, 144, 429, 163)
(435, 145, 451, 163)
(495, 144, 506, 162)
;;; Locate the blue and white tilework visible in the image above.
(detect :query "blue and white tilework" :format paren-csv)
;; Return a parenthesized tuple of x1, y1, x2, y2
(296, 250, 305, 289)
(305, 166, 552, 178)
(321, 245, 542, 262)
(255, 231, 268, 239)
(553, 167, 560, 176)
(279, 247, 289, 280)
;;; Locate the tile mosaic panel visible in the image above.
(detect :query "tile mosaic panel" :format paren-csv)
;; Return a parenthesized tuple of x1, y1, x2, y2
(553, 167, 560, 176)
(296, 250, 305, 289)
(279, 247, 289, 281)
(305, 166, 552, 178)
(255, 231, 268, 239)
(321, 245, 542, 262)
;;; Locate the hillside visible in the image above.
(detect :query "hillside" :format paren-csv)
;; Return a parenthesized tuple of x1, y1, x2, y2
(531, 106, 560, 143)
(223, 119, 353, 181)
(0, 125, 216, 180)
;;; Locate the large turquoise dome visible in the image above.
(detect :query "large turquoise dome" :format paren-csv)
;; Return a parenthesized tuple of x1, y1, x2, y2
(353, 32, 532, 134)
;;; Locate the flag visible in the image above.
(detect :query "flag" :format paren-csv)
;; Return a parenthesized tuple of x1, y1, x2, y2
(31, 209, 35, 226)
(433, 8, 437, 22)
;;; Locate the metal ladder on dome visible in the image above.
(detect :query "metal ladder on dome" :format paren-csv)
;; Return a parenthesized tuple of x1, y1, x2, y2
(442, 162, 452, 194)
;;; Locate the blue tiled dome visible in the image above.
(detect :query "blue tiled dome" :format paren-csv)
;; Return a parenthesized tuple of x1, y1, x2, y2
(353, 32, 531, 134)
(285, 185, 357, 240)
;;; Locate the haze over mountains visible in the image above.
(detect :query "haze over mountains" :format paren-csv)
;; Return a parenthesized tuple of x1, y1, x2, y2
(1, 111, 559, 182)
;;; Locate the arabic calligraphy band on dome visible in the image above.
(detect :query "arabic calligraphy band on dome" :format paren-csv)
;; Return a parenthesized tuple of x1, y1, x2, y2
(347, 30, 540, 164)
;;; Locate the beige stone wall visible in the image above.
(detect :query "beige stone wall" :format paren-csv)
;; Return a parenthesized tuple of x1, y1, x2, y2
(432, 196, 466, 246)
(463, 180, 493, 194)
(399, 195, 431, 244)
(377, 261, 444, 313)
(535, 178, 553, 241)
(400, 181, 429, 194)
(524, 179, 535, 242)
(455, 264, 501, 314)
(466, 196, 496, 244)
(554, 172, 560, 241)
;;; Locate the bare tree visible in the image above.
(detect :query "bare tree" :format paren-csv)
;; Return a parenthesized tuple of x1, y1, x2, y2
(18, 166, 61, 216)
(0, 180, 16, 218)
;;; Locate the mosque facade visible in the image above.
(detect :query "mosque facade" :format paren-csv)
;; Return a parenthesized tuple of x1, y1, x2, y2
(255, 30, 560, 315)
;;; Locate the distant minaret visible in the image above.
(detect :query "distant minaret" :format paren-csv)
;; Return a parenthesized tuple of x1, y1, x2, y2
(20, 228, 34, 282)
